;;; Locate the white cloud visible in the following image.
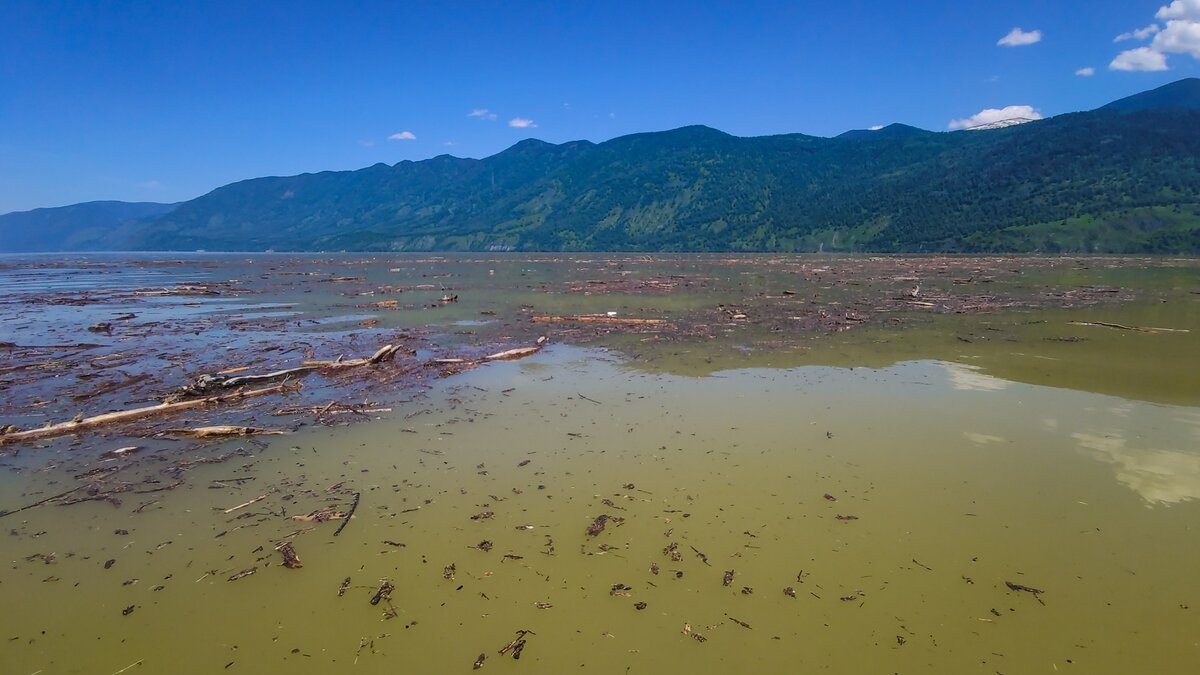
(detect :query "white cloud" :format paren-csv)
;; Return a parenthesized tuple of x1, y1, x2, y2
(997, 27, 1042, 47)
(508, 117, 537, 128)
(1110, 46, 1170, 71)
(1153, 17, 1200, 58)
(1157, 0, 1200, 20)
(1114, 24, 1160, 41)
(1109, 1, 1200, 71)
(868, 124, 884, 131)
(1075, 66, 1096, 76)
(948, 105, 1043, 130)
(138, 180, 163, 190)
(388, 131, 417, 141)
(468, 108, 498, 120)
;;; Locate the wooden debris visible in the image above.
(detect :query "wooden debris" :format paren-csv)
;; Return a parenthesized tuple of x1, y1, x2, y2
(532, 315, 666, 325)
(174, 367, 316, 398)
(333, 492, 360, 536)
(727, 615, 752, 629)
(303, 344, 405, 368)
(291, 507, 346, 523)
(0, 382, 300, 445)
(99, 446, 141, 460)
(586, 514, 610, 536)
(1068, 320, 1188, 334)
(498, 630, 534, 657)
(473, 653, 486, 670)
(1005, 580, 1046, 604)
(276, 542, 302, 569)
(228, 567, 257, 581)
(0, 486, 85, 518)
(223, 494, 267, 514)
(165, 426, 287, 438)
(338, 577, 351, 596)
(483, 336, 548, 361)
(723, 570, 734, 586)
(369, 580, 395, 605)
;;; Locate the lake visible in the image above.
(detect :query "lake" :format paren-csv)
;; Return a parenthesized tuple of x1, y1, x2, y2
(1, 253, 1198, 674)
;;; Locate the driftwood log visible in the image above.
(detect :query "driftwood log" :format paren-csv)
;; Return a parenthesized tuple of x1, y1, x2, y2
(434, 337, 549, 366)
(0, 382, 300, 445)
(303, 344, 405, 368)
(163, 426, 288, 438)
(532, 315, 665, 325)
(174, 366, 316, 398)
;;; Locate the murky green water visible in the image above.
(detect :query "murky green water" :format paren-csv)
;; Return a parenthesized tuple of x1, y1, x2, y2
(2, 254, 1198, 674)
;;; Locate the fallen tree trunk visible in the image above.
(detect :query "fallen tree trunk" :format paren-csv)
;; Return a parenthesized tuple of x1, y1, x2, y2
(0, 382, 300, 445)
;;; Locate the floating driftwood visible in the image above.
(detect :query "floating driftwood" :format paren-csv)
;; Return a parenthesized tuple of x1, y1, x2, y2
(435, 337, 548, 366)
(483, 338, 547, 361)
(0, 486, 85, 518)
(532, 315, 666, 325)
(369, 579, 394, 605)
(276, 541, 303, 569)
(303, 344, 405, 368)
(1067, 321, 1189, 334)
(164, 425, 288, 438)
(223, 494, 267, 514)
(228, 567, 257, 581)
(174, 367, 316, 398)
(333, 492, 360, 536)
(0, 382, 300, 445)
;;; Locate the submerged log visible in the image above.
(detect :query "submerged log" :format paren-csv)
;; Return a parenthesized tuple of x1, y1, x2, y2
(0, 382, 300, 445)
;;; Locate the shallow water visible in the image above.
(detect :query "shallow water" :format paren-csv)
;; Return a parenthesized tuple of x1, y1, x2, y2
(1, 254, 1198, 674)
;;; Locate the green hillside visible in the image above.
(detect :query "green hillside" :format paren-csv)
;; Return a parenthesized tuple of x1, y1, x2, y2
(14, 79, 1200, 254)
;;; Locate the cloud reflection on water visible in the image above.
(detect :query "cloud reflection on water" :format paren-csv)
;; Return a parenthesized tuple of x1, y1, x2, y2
(1073, 431, 1200, 506)
(942, 362, 1012, 392)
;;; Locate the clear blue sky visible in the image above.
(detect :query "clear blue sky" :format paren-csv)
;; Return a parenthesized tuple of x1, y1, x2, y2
(1, 0, 1196, 213)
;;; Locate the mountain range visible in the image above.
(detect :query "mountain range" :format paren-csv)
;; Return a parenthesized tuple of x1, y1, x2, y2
(3, 78, 1199, 254)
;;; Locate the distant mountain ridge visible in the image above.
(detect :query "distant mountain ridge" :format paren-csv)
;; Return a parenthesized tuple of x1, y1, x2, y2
(0, 201, 178, 252)
(1101, 77, 1200, 111)
(5, 78, 1200, 254)
(835, 123, 932, 141)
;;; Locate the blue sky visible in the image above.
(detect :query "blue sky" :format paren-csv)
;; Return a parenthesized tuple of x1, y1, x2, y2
(1, 0, 1197, 213)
